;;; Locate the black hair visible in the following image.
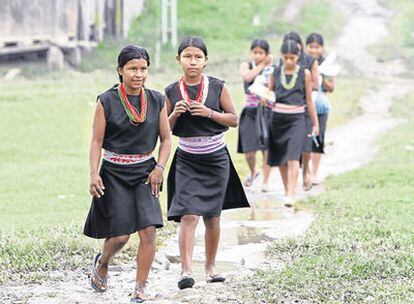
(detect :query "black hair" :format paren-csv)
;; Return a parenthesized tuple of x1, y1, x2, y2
(281, 39, 300, 55)
(177, 36, 208, 57)
(117, 45, 150, 82)
(283, 31, 303, 49)
(250, 39, 270, 54)
(306, 32, 324, 46)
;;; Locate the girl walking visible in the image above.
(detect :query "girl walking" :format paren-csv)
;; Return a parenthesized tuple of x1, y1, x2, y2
(165, 36, 249, 289)
(283, 32, 320, 190)
(84, 45, 172, 302)
(306, 32, 335, 184)
(238, 39, 274, 191)
(269, 39, 319, 206)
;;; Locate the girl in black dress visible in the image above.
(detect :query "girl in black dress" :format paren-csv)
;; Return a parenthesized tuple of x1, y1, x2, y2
(283, 32, 320, 191)
(269, 39, 319, 206)
(84, 45, 172, 302)
(165, 36, 249, 289)
(306, 33, 335, 184)
(238, 39, 274, 191)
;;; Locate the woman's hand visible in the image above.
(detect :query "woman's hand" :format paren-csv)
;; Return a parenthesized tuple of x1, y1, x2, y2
(90, 173, 105, 198)
(189, 102, 211, 118)
(172, 100, 188, 118)
(311, 125, 320, 137)
(146, 166, 164, 198)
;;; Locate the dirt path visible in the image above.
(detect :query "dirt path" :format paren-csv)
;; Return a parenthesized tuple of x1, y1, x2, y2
(2, 0, 412, 303)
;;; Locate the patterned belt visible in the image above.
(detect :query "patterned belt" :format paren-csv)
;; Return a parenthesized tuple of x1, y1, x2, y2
(178, 134, 226, 154)
(103, 150, 153, 165)
(272, 103, 305, 114)
(245, 93, 272, 108)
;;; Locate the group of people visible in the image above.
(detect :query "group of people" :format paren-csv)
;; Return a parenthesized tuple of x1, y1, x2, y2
(238, 32, 334, 206)
(82, 31, 335, 302)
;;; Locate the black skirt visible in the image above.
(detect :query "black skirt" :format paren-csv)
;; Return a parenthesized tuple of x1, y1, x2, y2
(84, 158, 163, 239)
(312, 113, 328, 153)
(167, 147, 250, 222)
(237, 107, 271, 153)
(303, 112, 313, 153)
(268, 112, 306, 166)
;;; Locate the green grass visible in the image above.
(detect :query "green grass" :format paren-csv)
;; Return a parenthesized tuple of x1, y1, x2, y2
(237, 93, 414, 303)
(369, 0, 414, 78)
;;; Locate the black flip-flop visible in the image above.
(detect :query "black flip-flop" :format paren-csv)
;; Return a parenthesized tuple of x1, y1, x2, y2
(90, 253, 108, 293)
(206, 274, 226, 283)
(130, 296, 145, 303)
(178, 276, 195, 290)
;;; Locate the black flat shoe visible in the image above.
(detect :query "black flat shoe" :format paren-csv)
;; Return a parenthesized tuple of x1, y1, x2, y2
(178, 275, 195, 290)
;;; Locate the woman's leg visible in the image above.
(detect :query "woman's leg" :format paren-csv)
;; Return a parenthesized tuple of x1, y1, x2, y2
(302, 152, 312, 190)
(135, 226, 157, 293)
(95, 235, 130, 282)
(311, 152, 322, 182)
(203, 216, 221, 275)
(286, 160, 300, 196)
(278, 164, 288, 194)
(262, 151, 271, 188)
(245, 151, 257, 180)
(179, 215, 200, 276)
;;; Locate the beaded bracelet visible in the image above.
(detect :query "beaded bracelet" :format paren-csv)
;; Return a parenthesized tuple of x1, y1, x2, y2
(156, 164, 165, 171)
(208, 108, 213, 119)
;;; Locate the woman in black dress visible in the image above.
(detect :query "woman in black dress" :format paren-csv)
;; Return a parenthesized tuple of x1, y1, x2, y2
(283, 32, 320, 191)
(269, 39, 319, 206)
(165, 36, 249, 289)
(83, 45, 171, 302)
(306, 33, 335, 184)
(238, 39, 274, 191)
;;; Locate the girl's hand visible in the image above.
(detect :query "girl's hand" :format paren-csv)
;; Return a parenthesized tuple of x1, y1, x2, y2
(90, 173, 105, 198)
(259, 98, 267, 106)
(172, 100, 188, 118)
(264, 54, 273, 66)
(311, 125, 320, 137)
(146, 166, 164, 198)
(189, 102, 210, 117)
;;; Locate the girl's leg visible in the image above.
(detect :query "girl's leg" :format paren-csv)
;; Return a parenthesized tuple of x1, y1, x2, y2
(286, 160, 300, 196)
(302, 152, 312, 190)
(203, 216, 221, 275)
(278, 164, 288, 194)
(179, 215, 200, 276)
(135, 226, 157, 293)
(262, 151, 271, 188)
(245, 151, 257, 176)
(94, 235, 130, 285)
(311, 152, 322, 182)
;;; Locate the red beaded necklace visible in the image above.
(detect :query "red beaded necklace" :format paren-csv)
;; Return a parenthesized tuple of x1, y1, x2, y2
(117, 83, 148, 126)
(178, 75, 204, 104)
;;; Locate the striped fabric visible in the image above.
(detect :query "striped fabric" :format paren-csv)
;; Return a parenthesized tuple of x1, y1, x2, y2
(245, 93, 272, 108)
(103, 150, 153, 165)
(272, 103, 305, 114)
(178, 134, 226, 154)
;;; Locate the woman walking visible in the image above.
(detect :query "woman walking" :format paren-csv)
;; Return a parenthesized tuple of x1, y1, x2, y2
(165, 36, 249, 289)
(84, 45, 172, 302)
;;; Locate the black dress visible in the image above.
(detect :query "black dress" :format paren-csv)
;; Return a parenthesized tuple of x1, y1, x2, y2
(268, 66, 306, 166)
(166, 76, 250, 222)
(237, 62, 272, 153)
(83, 86, 164, 239)
(300, 54, 317, 153)
(313, 56, 329, 154)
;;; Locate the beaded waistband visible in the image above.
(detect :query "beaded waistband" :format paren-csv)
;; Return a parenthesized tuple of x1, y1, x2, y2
(245, 93, 272, 108)
(272, 103, 305, 114)
(178, 134, 226, 154)
(103, 150, 153, 165)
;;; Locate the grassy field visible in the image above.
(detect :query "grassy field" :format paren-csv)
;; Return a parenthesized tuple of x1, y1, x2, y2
(239, 92, 414, 303)
(0, 0, 361, 284)
(369, 0, 414, 77)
